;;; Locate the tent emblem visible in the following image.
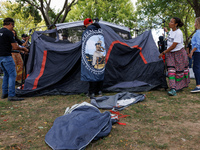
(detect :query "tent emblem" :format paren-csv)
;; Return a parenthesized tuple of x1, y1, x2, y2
(82, 29, 106, 75)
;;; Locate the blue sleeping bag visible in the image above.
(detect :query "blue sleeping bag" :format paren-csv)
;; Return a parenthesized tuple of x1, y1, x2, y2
(45, 105, 112, 150)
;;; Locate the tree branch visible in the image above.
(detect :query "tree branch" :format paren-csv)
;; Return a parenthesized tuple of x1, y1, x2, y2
(187, 0, 194, 8)
(23, 0, 40, 9)
(60, 0, 78, 23)
(39, 0, 51, 25)
(51, 0, 68, 24)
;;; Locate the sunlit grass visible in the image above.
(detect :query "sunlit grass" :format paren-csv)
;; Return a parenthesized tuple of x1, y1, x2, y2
(0, 79, 200, 149)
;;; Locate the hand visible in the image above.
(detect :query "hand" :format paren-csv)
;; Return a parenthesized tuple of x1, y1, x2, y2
(163, 27, 168, 33)
(188, 52, 193, 59)
(20, 50, 25, 54)
(159, 52, 164, 59)
(26, 36, 30, 40)
(23, 47, 29, 54)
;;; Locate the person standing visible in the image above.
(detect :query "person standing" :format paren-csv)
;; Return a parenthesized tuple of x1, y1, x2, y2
(0, 18, 29, 101)
(12, 30, 26, 85)
(189, 17, 200, 93)
(159, 17, 190, 96)
(81, 18, 106, 98)
(186, 40, 193, 68)
(21, 33, 30, 75)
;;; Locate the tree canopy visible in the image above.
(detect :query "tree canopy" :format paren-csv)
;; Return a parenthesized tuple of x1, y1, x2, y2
(16, 0, 78, 27)
(0, 1, 45, 37)
(66, 0, 137, 31)
(135, 0, 198, 43)
(1, 0, 199, 41)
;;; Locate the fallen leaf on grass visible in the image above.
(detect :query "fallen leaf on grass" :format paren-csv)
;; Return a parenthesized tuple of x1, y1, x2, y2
(181, 138, 186, 142)
(10, 136, 15, 138)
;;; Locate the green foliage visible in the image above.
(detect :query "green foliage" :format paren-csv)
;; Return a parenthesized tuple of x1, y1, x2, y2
(22, 5, 42, 24)
(11, 0, 42, 24)
(135, 0, 196, 41)
(15, 0, 78, 26)
(0, 1, 45, 37)
(66, 0, 137, 31)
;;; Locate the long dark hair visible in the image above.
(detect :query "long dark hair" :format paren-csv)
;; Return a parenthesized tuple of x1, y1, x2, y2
(173, 17, 184, 28)
(12, 30, 23, 45)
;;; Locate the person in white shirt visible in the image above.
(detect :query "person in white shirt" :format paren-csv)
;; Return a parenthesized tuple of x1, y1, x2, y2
(159, 17, 190, 96)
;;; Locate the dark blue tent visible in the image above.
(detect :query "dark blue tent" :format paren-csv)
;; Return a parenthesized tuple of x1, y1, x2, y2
(16, 21, 167, 97)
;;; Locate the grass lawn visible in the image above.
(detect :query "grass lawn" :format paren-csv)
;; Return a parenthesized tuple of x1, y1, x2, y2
(0, 78, 200, 150)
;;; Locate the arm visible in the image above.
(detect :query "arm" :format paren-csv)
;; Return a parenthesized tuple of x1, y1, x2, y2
(11, 43, 29, 54)
(186, 47, 189, 55)
(159, 42, 178, 58)
(188, 47, 197, 59)
(22, 36, 30, 47)
(100, 46, 105, 51)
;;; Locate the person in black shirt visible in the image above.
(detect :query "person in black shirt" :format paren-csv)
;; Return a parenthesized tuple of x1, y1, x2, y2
(0, 18, 28, 101)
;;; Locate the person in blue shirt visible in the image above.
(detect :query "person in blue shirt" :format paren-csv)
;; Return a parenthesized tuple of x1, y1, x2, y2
(189, 17, 200, 93)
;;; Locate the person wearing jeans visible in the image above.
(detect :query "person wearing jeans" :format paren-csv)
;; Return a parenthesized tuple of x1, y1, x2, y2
(189, 17, 200, 93)
(0, 18, 29, 101)
(0, 56, 16, 97)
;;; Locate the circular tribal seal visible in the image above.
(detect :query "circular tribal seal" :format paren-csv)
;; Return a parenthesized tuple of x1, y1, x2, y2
(82, 29, 106, 75)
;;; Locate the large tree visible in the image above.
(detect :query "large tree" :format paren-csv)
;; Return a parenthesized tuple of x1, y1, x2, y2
(66, 0, 137, 32)
(0, 1, 44, 35)
(15, 0, 78, 27)
(187, 0, 200, 17)
(135, 0, 198, 44)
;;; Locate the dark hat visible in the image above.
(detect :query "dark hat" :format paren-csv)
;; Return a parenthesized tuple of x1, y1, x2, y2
(84, 18, 93, 26)
(95, 40, 102, 46)
(21, 34, 28, 37)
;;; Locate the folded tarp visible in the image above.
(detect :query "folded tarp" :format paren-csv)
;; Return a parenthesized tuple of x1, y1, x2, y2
(45, 103, 112, 150)
(90, 92, 145, 111)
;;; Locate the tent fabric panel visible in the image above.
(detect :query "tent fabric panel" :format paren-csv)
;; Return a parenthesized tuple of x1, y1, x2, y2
(32, 50, 47, 89)
(24, 46, 81, 91)
(101, 24, 161, 64)
(33, 48, 81, 90)
(103, 43, 145, 88)
(16, 24, 167, 97)
(104, 60, 167, 92)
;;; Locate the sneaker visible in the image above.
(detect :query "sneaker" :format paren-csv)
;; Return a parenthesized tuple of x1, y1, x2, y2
(168, 89, 177, 96)
(90, 93, 95, 99)
(86, 92, 90, 98)
(1, 94, 8, 99)
(8, 96, 24, 101)
(191, 87, 200, 93)
(86, 92, 95, 98)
